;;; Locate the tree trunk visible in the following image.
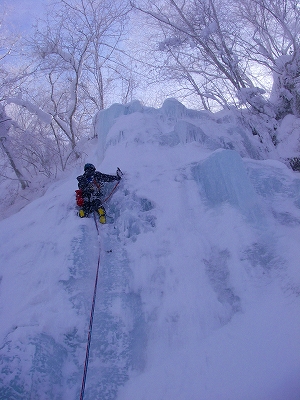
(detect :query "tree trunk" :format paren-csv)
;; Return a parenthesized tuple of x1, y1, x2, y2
(0, 138, 29, 189)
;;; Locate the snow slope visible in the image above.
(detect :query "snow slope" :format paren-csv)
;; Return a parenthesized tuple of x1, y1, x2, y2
(1, 99, 300, 399)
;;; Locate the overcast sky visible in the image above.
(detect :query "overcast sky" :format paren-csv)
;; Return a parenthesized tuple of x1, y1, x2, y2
(1, 0, 47, 33)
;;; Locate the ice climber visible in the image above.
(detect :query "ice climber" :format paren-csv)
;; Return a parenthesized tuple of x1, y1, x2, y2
(76, 163, 122, 223)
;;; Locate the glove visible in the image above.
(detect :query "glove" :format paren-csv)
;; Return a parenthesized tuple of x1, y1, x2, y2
(116, 168, 122, 180)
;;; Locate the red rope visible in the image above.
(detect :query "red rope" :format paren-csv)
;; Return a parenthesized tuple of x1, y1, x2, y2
(103, 180, 120, 204)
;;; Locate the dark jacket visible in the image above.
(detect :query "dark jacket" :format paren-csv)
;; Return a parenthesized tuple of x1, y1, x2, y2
(77, 171, 119, 197)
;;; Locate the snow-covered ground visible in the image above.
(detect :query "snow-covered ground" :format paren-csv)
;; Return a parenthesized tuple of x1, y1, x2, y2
(1, 99, 300, 399)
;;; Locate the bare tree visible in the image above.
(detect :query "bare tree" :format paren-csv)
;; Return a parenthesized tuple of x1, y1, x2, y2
(131, 0, 300, 119)
(12, 0, 131, 160)
(0, 14, 33, 189)
(0, 105, 29, 189)
(131, 0, 259, 110)
(238, 0, 300, 118)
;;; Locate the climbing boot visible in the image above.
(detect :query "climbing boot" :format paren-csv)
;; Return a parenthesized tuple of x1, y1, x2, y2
(79, 209, 85, 218)
(98, 207, 106, 224)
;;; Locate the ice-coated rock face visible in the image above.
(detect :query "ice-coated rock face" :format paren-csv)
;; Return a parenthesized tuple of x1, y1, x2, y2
(192, 149, 262, 222)
(94, 101, 144, 161)
(174, 120, 219, 149)
(159, 97, 210, 123)
(96, 99, 262, 161)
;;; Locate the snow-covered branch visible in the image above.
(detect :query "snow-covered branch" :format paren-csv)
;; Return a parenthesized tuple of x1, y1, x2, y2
(7, 97, 53, 124)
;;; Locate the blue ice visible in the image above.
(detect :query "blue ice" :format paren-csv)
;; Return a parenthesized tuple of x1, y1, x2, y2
(192, 149, 261, 222)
